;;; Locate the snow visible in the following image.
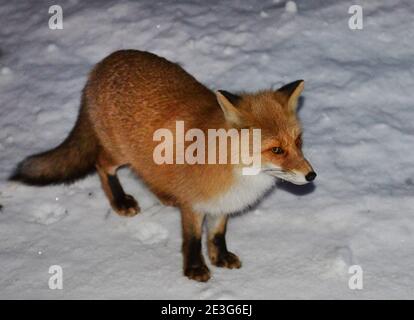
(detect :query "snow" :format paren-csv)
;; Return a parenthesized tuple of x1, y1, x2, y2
(1, 0, 414, 299)
(285, 1, 298, 14)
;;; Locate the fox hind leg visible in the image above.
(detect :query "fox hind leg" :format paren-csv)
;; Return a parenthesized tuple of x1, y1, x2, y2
(96, 150, 140, 217)
(207, 215, 241, 269)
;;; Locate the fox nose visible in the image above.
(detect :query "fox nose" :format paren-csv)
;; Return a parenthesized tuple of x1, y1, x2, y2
(305, 171, 317, 182)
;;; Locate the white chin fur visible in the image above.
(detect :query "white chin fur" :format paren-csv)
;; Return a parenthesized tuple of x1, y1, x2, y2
(281, 175, 309, 185)
(193, 169, 276, 216)
(262, 167, 309, 185)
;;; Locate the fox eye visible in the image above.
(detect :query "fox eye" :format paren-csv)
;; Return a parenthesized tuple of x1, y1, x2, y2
(271, 147, 284, 155)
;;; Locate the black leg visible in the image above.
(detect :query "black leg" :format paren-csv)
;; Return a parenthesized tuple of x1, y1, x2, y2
(207, 215, 241, 269)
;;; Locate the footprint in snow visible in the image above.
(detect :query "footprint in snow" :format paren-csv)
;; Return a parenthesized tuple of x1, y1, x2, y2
(30, 203, 68, 225)
(321, 246, 354, 278)
(126, 221, 169, 245)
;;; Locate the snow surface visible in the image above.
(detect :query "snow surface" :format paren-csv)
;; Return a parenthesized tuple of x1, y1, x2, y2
(1, 0, 414, 299)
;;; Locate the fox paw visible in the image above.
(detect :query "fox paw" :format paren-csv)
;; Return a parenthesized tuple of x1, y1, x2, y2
(212, 252, 241, 269)
(113, 194, 140, 217)
(184, 264, 211, 282)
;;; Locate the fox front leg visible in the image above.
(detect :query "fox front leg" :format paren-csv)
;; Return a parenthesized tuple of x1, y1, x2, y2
(206, 215, 241, 269)
(180, 207, 210, 282)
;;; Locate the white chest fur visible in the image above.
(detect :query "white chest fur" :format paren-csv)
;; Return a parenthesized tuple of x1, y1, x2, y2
(193, 170, 276, 216)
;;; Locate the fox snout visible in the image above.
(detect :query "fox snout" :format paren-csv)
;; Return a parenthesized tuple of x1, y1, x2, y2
(281, 166, 316, 185)
(263, 157, 316, 185)
(289, 158, 316, 185)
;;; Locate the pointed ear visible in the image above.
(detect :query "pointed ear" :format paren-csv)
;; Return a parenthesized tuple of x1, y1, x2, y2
(216, 90, 242, 125)
(277, 80, 304, 113)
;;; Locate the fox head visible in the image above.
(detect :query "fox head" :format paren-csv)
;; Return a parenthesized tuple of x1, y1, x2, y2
(216, 80, 316, 185)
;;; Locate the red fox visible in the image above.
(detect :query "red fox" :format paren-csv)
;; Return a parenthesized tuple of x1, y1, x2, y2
(10, 50, 316, 282)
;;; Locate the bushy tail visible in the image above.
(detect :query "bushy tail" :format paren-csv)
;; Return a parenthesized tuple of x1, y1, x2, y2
(10, 99, 99, 185)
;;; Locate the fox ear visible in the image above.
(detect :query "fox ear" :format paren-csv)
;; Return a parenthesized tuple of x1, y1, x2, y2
(216, 90, 242, 125)
(277, 80, 304, 113)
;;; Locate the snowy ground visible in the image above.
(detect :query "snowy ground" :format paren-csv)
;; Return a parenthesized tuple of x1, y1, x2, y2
(1, 0, 414, 299)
